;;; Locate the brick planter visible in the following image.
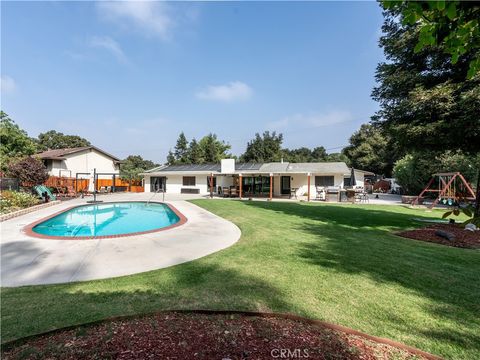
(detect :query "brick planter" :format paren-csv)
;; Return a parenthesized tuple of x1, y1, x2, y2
(0, 200, 61, 222)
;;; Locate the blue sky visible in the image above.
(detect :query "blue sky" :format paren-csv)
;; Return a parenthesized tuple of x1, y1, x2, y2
(1, 1, 384, 163)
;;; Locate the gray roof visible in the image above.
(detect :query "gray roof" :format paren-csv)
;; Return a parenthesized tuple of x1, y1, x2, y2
(285, 162, 350, 174)
(36, 146, 121, 162)
(144, 161, 351, 175)
(145, 164, 220, 173)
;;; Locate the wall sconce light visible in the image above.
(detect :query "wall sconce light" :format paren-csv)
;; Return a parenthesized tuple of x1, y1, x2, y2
(291, 177, 294, 180)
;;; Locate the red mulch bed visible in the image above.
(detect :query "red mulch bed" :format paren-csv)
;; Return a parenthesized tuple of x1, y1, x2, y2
(398, 223, 480, 249)
(2, 312, 429, 360)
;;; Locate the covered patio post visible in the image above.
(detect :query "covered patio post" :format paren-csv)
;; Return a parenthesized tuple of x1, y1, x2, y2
(269, 173, 273, 200)
(210, 172, 214, 198)
(307, 172, 311, 202)
(239, 174, 243, 199)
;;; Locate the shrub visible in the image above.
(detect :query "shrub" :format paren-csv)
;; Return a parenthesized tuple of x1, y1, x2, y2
(0, 191, 39, 214)
(7, 156, 49, 185)
(393, 151, 479, 195)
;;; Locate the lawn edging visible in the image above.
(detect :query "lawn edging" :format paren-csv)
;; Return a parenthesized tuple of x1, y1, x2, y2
(1, 309, 442, 360)
(0, 200, 61, 222)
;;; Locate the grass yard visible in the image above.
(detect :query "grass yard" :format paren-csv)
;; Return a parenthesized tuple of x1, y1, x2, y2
(1, 201, 479, 359)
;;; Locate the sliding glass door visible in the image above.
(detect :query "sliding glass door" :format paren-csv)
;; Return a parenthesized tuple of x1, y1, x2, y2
(241, 176, 272, 196)
(150, 177, 166, 192)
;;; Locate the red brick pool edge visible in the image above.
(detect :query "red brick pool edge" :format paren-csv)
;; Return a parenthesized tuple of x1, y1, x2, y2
(22, 201, 188, 240)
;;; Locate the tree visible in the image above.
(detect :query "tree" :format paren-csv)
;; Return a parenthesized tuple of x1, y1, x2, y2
(120, 155, 159, 183)
(241, 131, 283, 162)
(311, 146, 328, 162)
(325, 152, 350, 164)
(198, 133, 231, 163)
(393, 150, 479, 195)
(166, 150, 176, 165)
(0, 112, 37, 171)
(187, 138, 202, 164)
(7, 156, 49, 185)
(372, 7, 480, 155)
(173, 132, 189, 164)
(382, 1, 480, 78)
(37, 130, 91, 150)
(375, 3, 480, 215)
(342, 124, 392, 175)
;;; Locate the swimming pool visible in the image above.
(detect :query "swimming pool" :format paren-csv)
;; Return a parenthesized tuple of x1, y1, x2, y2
(28, 202, 184, 239)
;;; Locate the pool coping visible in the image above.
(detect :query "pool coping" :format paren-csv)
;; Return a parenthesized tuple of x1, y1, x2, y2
(22, 201, 188, 240)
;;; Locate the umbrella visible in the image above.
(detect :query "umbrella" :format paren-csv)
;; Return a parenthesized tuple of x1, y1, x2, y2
(349, 168, 356, 187)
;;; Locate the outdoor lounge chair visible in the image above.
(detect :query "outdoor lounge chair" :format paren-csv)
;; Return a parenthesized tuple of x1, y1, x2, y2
(230, 187, 238, 197)
(222, 187, 231, 197)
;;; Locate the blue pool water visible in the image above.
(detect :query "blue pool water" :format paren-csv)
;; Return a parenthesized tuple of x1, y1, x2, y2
(32, 202, 180, 238)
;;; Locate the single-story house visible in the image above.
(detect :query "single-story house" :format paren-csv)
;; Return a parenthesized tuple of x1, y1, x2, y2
(142, 159, 373, 200)
(36, 146, 121, 191)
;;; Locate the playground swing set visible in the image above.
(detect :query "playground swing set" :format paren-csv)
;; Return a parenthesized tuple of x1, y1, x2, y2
(412, 172, 476, 209)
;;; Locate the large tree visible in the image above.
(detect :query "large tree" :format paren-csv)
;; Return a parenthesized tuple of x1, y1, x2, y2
(241, 131, 283, 162)
(167, 133, 231, 165)
(342, 124, 393, 175)
(187, 138, 202, 164)
(173, 132, 189, 164)
(0, 112, 37, 171)
(281, 146, 328, 163)
(37, 130, 91, 150)
(382, 1, 480, 78)
(198, 133, 232, 163)
(372, 5, 480, 154)
(377, 2, 480, 216)
(120, 155, 159, 183)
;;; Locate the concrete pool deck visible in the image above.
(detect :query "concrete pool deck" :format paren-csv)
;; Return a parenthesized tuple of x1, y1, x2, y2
(1, 193, 241, 287)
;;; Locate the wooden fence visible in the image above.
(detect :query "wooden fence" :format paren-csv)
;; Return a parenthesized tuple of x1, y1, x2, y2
(44, 176, 144, 193)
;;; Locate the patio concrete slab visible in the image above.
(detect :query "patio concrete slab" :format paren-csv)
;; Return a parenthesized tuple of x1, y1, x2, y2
(1, 193, 240, 287)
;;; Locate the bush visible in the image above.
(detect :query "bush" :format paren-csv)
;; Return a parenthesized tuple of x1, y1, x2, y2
(0, 191, 40, 214)
(393, 151, 480, 195)
(7, 156, 49, 185)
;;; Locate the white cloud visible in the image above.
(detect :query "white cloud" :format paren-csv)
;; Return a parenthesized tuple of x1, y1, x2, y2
(89, 36, 128, 64)
(96, 1, 173, 40)
(268, 110, 353, 131)
(1, 75, 17, 94)
(196, 81, 253, 102)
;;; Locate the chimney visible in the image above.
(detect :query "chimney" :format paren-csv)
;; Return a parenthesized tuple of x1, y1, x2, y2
(221, 159, 235, 174)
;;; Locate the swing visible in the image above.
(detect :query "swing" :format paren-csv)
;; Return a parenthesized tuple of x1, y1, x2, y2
(412, 172, 476, 209)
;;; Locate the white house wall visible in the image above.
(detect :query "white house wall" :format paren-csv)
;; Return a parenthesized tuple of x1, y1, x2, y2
(144, 172, 345, 196)
(48, 149, 119, 179)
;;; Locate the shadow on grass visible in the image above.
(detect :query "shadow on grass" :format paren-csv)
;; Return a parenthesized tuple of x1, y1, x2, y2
(240, 201, 480, 354)
(2, 261, 296, 343)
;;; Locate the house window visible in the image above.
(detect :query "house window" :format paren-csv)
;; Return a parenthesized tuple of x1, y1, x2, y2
(183, 176, 196, 186)
(315, 176, 334, 187)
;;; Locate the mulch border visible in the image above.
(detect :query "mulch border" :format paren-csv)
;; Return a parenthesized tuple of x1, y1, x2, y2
(393, 226, 480, 250)
(22, 201, 188, 240)
(1, 310, 442, 360)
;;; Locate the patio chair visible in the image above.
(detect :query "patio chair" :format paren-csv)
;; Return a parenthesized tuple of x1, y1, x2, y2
(230, 187, 238, 197)
(315, 186, 326, 201)
(65, 186, 77, 198)
(290, 188, 298, 199)
(222, 187, 231, 198)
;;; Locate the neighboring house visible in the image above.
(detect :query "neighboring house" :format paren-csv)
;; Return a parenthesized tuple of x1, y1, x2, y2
(142, 159, 371, 198)
(36, 146, 121, 189)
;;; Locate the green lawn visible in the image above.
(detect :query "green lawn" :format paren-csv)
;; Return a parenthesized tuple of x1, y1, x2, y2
(2, 201, 479, 359)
